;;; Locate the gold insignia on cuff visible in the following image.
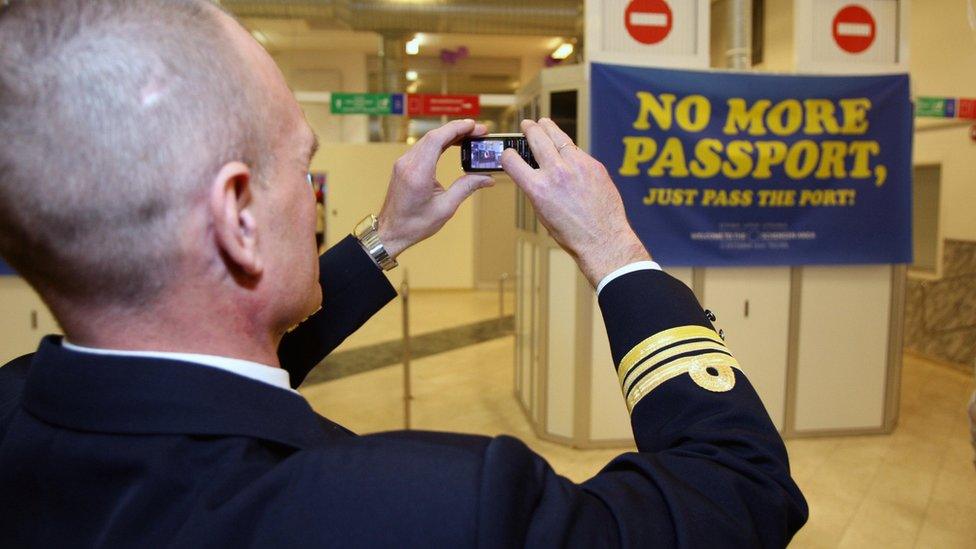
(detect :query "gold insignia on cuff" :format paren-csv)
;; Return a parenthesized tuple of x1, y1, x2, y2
(617, 326, 740, 414)
(617, 326, 726, 379)
(621, 339, 731, 393)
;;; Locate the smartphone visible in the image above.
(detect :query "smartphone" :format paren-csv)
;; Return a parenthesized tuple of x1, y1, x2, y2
(460, 133, 538, 173)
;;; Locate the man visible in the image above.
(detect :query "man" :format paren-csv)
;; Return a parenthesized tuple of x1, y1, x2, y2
(0, 0, 807, 546)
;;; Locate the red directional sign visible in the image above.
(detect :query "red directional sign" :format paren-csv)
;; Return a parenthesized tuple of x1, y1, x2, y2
(625, 0, 673, 45)
(959, 98, 976, 120)
(832, 5, 876, 54)
(407, 94, 480, 117)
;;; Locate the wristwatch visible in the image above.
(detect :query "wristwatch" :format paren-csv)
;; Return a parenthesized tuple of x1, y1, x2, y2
(353, 214, 398, 271)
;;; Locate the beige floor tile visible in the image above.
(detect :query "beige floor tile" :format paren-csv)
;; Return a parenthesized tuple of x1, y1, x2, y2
(786, 438, 842, 485)
(914, 524, 976, 549)
(865, 461, 938, 514)
(800, 442, 886, 503)
(929, 461, 976, 508)
(836, 497, 924, 549)
(788, 487, 861, 548)
(916, 499, 976, 548)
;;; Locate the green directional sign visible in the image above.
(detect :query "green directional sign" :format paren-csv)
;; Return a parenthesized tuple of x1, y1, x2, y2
(915, 96, 954, 118)
(331, 93, 402, 115)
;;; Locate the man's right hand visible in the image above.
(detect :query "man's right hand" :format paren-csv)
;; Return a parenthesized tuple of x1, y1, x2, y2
(501, 118, 651, 288)
(377, 119, 493, 260)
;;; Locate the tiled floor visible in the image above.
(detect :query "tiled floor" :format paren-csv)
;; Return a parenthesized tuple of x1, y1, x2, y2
(302, 290, 976, 548)
(332, 288, 515, 353)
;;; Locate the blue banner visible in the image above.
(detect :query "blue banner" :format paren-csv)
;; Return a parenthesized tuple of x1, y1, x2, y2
(0, 259, 14, 276)
(591, 63, 913, 266)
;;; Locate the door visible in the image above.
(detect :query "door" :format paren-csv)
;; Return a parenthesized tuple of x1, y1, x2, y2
(702, 267, 791, 430)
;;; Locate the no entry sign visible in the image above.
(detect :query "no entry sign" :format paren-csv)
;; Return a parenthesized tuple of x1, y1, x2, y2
(832, 5, 876, 54)
(625, 0, 673, 45)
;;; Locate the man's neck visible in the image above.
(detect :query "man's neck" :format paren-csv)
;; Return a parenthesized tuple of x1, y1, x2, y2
(54, 294, 283, 369)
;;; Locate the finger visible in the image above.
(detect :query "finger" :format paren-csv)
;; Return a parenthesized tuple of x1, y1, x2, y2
(420, 119, 478, 156)
(445, 123, 489, 147)
(471, 123, 489, 138)
(538, 118, 578, 156)
(500, 148, 538, 193)
(441, 174, 495, 214)
(521, 119, 561, 169)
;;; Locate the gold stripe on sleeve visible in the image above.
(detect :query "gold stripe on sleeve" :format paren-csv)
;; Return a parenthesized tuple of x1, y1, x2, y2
(617, 325, 726, 379)
(626, 353, 740, 413)
(620, 339, 733, 393)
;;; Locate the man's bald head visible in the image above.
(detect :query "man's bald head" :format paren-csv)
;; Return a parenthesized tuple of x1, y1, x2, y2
(0, 0, 282, 307)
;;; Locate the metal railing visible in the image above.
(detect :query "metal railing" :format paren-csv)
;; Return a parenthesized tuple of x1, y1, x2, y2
(400, 271, 412, 430)
(498, 272, 509, 326)
(399, 271, 513, 429)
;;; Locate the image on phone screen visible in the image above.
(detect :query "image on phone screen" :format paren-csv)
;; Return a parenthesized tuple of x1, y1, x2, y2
(470, 140, 505, 170)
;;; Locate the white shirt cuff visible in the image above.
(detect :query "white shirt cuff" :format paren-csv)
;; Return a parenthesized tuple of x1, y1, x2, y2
(596, 261, 662, 295)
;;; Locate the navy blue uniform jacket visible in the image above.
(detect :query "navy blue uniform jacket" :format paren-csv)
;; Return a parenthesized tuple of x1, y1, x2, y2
(0, 236, 807, 547)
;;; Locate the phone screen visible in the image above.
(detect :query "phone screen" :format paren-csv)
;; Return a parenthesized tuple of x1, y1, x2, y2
(470, 140, 505, 170)
(461, 134, 538, 172)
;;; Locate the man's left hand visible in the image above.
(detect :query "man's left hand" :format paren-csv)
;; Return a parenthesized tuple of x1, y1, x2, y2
(377, 119, 494, 259)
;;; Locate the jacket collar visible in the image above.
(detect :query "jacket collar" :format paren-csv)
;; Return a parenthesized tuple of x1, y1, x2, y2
(22, 336, 350, 450)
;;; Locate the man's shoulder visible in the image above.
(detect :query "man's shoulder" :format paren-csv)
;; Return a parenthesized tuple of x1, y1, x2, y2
(285, 429, 508, 480)
(234, 431, 537, 546)
(0, 353, 33, 435)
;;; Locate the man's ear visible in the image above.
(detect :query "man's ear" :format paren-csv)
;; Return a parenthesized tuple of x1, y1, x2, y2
(209, 162, 263, 278)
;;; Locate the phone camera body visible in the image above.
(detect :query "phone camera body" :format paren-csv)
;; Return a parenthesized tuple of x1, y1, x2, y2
(461, 134, 539, 173)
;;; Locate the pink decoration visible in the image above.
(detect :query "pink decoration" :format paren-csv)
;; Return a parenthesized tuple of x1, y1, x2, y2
(439, 46, 470, 65)
(545, 56, 563, 68)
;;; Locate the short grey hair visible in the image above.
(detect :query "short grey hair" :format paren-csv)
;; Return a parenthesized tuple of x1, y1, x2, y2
(0, 0, 275, 306)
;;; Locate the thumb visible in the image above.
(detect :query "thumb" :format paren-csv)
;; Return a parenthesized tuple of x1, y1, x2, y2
(500, 149, 536, 193)
(441, 174, 495, 214)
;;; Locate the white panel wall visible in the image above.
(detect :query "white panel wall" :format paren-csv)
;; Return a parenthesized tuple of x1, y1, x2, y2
(546, 249, 577, 438)
(702, 267, 791, 430)
(589, 294, 634, 441)
(532, 245, 545, 424)
(519, 240, 534, 412)
(795, 266, 892, 431)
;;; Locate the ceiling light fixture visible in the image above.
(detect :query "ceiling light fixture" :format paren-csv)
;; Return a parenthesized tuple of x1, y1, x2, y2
(406, 70, 418, 82)
(551, 42, 574, 60)
(405, 36, 421, 55)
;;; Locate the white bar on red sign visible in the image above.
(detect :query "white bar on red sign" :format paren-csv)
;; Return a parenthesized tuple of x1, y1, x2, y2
(629, 12, 669, 27)
(836, 23, 872, 37)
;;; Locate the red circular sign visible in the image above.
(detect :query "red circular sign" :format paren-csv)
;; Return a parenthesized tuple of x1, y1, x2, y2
(625, 0, 673, 45)
(832, 5, 876, 54)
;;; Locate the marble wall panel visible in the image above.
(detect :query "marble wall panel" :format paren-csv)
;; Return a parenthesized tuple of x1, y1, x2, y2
(905, 240, 976, 370)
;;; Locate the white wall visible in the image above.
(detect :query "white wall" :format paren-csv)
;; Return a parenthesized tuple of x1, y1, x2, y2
(909, 0, 976, 241)
(315, 143, 475, 290)
(275, 50, 370, 144)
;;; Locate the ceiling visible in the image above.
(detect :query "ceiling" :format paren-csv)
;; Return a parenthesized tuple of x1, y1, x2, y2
(228, 1, 582, 102)
(223, 0, 581, 36)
